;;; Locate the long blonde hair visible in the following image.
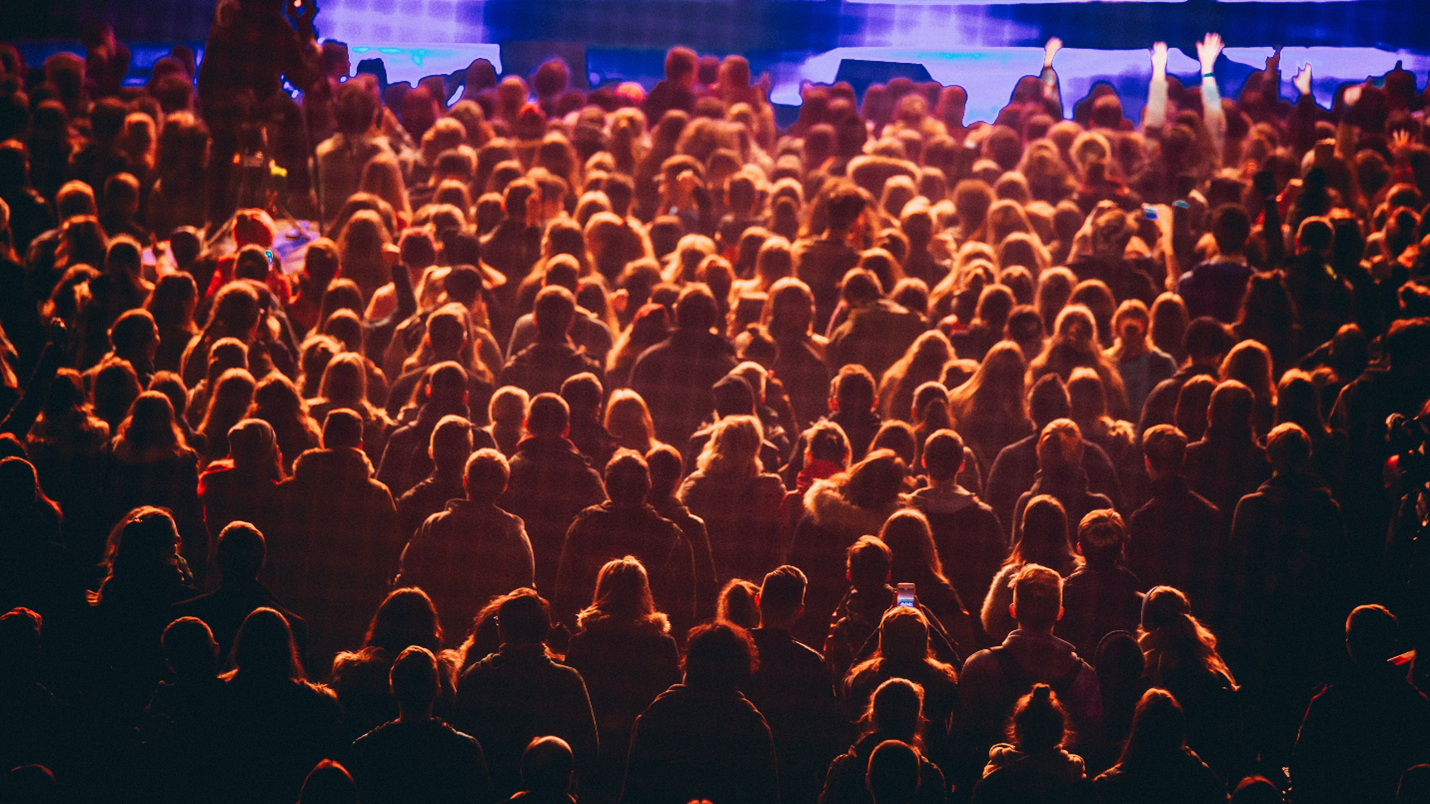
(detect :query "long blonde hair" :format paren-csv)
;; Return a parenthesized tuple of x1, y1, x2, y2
(696, 414, 764, 477)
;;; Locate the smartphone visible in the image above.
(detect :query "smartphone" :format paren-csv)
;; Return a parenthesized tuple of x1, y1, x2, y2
(896, 583, 916, 608)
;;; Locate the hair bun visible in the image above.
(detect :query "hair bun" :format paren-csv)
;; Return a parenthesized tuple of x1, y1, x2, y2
(1031, 683, 1052, 703)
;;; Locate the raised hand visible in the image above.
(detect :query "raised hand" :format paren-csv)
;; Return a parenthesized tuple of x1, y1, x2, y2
(1343, 83, 1363, 109)
(1044, 37, 1063, 68)
(1265, 47, 1282, 73)
(1151, 42, 1168, 79)
(1392, 129, 1412, 151)
(1293, 63, 1313, 97)
(1196, 32, 1223, 76)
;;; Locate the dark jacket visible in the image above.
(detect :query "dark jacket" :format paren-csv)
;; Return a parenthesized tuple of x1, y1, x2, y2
(1184, 428, 1269, 538)
(1176, 260, 1253, 323)
(909, 485, 1007, 607)
(1011, 467, 1115, 546)
(1093, 748, 1226, 804)
(629, 328, 738, 447)
(827, 299, 927, 384)
(396, 499, 535, 633)
(820, 732, 947, 804)
(500, 339, 605, 398)
(347, 718, 495, 804)
(960, 630, 1102, 754)
(621, 683, 780, 804)
(554, 502, 695, 631)
(455, 644, 599, 800)
(972, 746, 1099, 804)
(497, 436, 606, 595)
(1057, 564, 1143, 662)
(750, 627, 842, 804)
(677, 470, 786, 585)
(985, 436, 1122, 541)
(172, 579, 308, 667)
(1126, 476, 1221, 603)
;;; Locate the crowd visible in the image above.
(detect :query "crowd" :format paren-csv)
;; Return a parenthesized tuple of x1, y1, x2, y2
(5, 1, 1430, 802)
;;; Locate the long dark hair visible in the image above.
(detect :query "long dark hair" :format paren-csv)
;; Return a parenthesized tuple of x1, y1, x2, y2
(226, 607, 306, 683)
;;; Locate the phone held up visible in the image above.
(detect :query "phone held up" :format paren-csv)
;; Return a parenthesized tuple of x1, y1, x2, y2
(896, 583, 916, 608)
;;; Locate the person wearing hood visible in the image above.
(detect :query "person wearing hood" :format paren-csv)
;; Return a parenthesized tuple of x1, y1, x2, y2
(498, 393, 607, 596)
(789, 448, 907, 648)
(395, 448, 534, 633)
(1011, 419, 1114, 547)
(909, 428, 1005, 607)
(266, 408, 398, 674)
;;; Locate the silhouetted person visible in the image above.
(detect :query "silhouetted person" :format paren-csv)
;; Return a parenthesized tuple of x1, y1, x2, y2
(348, 645, 495, 804)
(1184, 381, 1270, 535)
(621, 620, 779, 804)
(172, 521, 307, 663)
(972, 683, 1099, 804)
(501, 286, 604, 397)
(1057, 510, 1142, 661)
(909, 429, 1005, 607)
(746, 565, 841, 804)
(1125, 425, 1221, 606)
(821, 679, 948, 804)
(455, 590, 599, 799)
(497, 393, 606, 596)
(512, 736, 578, 804)
(0, 608, 78, 789)
(1290, 605, 1430, 804)
(556, 451, 695, 631)
(142, 617, 228, 804)
(1012, 419, 1114, 546)
(397, 448, 535, 631)
(629, 284, 738, 447)
(395, 414, 474, 541)
(297, 760, 358, 804)
(1093, 688, 1225, 804)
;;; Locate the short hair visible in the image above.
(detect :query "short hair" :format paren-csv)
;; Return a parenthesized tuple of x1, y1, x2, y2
(921, 428, 965, 481)
(389, 645, 440, 711)
(806, 420, 851, 465)
(674, 283, 719, 331)
(1141, 424, 1188, 476)
(827, 184, 868, 232)
(847, 535, 893, 589)
(1012, 563, 1063, 629)
(840, 268, 883, 305)
(464, 448, 510, 503)
(1076, 509, 1125, 565)
(833, 364, 877, 410)
(526, 393, 570, 437)
(216, 522, 266, 579)
(430, 414, 475, 470)
(161, 616, 218, 676)
(534, 285, 578, 340)
(322, 408, 364, 450)
(1210, 203, 1252, 255)
(1345, 604, 1399, 664)
(497, 589, 551, 645)
(1183, 317, 1231, 359)
(682, 620, 758, 690)
(1028, 373, 1071, 427)
(1265, 421, 1311, 472)
(521, 736, 575, 797)
(489, 386, 530, 425)
(604, 449, 651, 504)
(560, 372, 603, 415)
(665, 46, 698, 81)
(866, 740, 922, 804)
(759, 565, 807, 614)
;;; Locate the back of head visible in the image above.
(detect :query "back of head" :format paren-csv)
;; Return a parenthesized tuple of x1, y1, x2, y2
(1011, 683, 1068, 752)
(759, 565, 807, 622)
(717, 579, 761, 629)
(322, 408, 363, 450)
(675, 283, 719, 332)
(231, 607, 301, 681)
(534, 284, 577, 340)
(1346, 604, 1399, 665)
(1265, 421, 1311, 473)
(298, 760, 358, 804)
(1207, 380, 1254, 432)
(604, 449, 651, 505)
(464, 448, 509, 504)
(561, 372, 603, 417)
(216, 521, 265, 580)
(522, 736, 575, 797)
(1122, 687, 1186, 760)
(920, 428, 964, 483)
(1183, 317, 1231, 362)
(1012, 563, 1062, 630)
(1141, 424, 1188, 476)
(645, 443, 684, 499)
(877, 606, 931, 663)
(866, 740, 922, 804)
(1028, 373, 1071, 429)
(1211, 203, 1252, 255)
(834, 364, 877, 414)
(430, 414, 475, 472)
(1076, 509, 1124, 566)
(1036, 418, 1083, 471)
(498, 589, 550, 646)
(389, 645, 439, 712)
(848, 534, 893, 590)
(1230, 776, 1283, 804)
(526, 393, 571, 437)
(683, 620, 757, 691)
(0, 607, 42, 677)
(1399, 765, 1430, 804)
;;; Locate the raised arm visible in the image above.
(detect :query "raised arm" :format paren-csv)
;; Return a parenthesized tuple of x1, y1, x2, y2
(1144, 41, 1170, 131)
(1040, 37, 1065, 119)
(1197, 33, 1228, 164)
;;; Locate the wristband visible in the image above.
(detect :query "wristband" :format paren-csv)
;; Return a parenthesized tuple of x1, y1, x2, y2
(1202, 72, 1215, 79)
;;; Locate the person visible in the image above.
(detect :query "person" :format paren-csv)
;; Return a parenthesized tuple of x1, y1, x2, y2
(381, 361, 495, 497)
(1125, 424, 1221, 604)
(946, 340, 1035, 474)
(962, 565, 1101, 758)
(745, 565, 842, 804)
(981, 495, 1081, 643)
(501, 286, 605, 397)
(197, 417, 283, 553)
(346, 646, 495, 804)
(1092, 688, 1226, 804)
(0, 457, 86, 627)
(0, 607, 80, 788)
(172, 521, 307, 663)
(879, 509, 987, 658)
(629, 283, 739, 446)
(789, 449, 907, 647)
(563, 557, 682, 804)
(1058, 510, 1142, 661)
(562, 372, 617, 471)
(143, 617, 228, 804)
(908, 428, 1006, 607)
(215, 608, 342, 804)
(621, 620, 779, 804)
(511, 737, 578, 804)
(792, 181, 866, 331)
(784, 365, 883, 486)
(395, 448, 534, 631)
(1137, 586, 1240, 778)
(1295, 604, 1430, 804)
(827, 268, 927, 384)
(1011, 420, 1115, 547)
(971, 684, 1099, 804)
(677, 413, 786, 584)
(265, 408, 399, 673)
(454, 589, 599, 799)
(330, 587, 453, 743)
(297, 760, 359, 804)
(1139, 317, 1234, 434)
(394, 413, 474, 540)
(1222, 422, 1347, 757)
(498, 393, 606, 595)
(555, 451, 695, 631)
(1176, 204, 1254, 324)
(822, 679, 948, 804)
